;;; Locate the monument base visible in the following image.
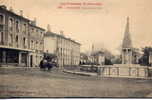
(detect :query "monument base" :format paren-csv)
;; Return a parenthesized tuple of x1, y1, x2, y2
(99, 64, 148, 78)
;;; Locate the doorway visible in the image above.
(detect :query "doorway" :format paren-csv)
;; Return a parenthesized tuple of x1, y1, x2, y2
(30, 55, 33, 67)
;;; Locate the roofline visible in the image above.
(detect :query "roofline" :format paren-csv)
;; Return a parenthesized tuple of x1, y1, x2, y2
(0, 5, 45, 31)
(29, 24, 45, 31)
(0, 6, 30, 22)
(45, 31, 81, 45)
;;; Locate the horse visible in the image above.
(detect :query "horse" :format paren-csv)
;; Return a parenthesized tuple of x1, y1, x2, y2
(40, 59, 58, 71)
(39, 59, 47, 71)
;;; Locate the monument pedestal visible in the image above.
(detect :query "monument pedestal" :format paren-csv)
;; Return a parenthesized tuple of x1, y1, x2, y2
(100, 64, 148, 78)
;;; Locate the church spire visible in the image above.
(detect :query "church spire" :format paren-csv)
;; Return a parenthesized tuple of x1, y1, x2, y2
(122, 16, 132, 48)
(92, 44, 94, 53)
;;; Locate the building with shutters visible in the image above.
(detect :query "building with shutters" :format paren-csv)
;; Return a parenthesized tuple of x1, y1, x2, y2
(44, 25, 81, 67)
(0, 5, 45, 67)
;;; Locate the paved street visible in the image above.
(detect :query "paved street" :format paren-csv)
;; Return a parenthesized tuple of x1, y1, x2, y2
(0, 67, 152, 98)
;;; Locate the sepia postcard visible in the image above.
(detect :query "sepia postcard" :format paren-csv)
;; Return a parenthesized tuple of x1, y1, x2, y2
(0, 0, 152, 98)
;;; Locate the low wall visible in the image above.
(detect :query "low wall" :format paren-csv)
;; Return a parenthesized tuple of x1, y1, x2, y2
(99, 64, 148, 78)
(148, 67, 152, 77)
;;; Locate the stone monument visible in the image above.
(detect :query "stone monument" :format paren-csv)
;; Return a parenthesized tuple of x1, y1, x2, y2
(99, 17, 148, 78)
(122, 17, 133, 64)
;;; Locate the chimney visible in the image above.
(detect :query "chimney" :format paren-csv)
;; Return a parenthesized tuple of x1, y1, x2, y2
(47, 24, 51, 32)
(9, 6, 13, 12)
(20, 10, 23, 16)
(0, 5, 7, 9)
(60, 30, 64, 36)
(33, 17, 36, 25)
(31, 18, 36, 26)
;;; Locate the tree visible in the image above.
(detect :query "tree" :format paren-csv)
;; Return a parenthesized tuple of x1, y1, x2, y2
(139, 47, 152, 66)
(105, 58, 113, 65)
(111, 55, 122, 64)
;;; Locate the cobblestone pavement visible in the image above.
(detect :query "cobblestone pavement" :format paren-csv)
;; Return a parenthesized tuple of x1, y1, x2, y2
(0, 67, 152, 98)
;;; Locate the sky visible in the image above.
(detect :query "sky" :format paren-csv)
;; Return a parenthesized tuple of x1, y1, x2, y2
(1, 0, 152, 55)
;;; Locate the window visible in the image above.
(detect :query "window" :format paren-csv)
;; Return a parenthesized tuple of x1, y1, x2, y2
(16, 21, 19, 32)
(9, 18, 13, 31)
(23, 37, 26, 48)
(16, 35, 18, 41)
(0, 15, 4, 24)
(23, 24, 26, 33)
(16, 36, 18, 43)
(9, 34, 13, 46)
(123, 49, 126, 52)
(16, 35, 18, 45)
(36, 41, 38, 50)
(40, 42, 42, 50)
(0, 32, 1, 43)
(0, 32, 3, 44)
(31, 40, 33, 49)
(128, 49, 131, 52)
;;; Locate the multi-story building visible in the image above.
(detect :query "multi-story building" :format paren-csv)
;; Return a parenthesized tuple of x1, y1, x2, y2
(28, 21, 45, 67)
(44, 25, 81, 67)
(0, 5, 45, 67)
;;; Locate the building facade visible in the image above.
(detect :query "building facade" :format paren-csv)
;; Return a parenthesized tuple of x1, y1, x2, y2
(80, 53, 88, 65)
(149, 52, 152, 66)
(44, 27, 81, 67)
(91, 51, 105, 65)
(28, 22, 45, 67)
(0, 5, 45, 67)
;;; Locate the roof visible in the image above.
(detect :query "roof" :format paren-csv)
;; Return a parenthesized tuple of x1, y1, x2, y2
(29, 24, 45, 31)
(0, 5, 30, 22)
(0, 5, 45, 31)
(45, 31, 57, 37)
(44, 31, 81, 45)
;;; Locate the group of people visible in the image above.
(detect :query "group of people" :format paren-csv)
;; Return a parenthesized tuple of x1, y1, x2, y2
(39, 58, 56, 71)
